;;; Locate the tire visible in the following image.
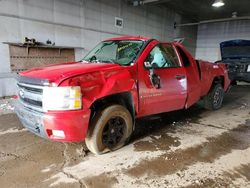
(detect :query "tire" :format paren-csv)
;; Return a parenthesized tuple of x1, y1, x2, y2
(85, 105, 133, 154)
(204, 83, 224, 110)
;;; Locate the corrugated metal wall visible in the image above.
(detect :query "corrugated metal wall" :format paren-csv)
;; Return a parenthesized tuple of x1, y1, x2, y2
(195, 20, 250, 62)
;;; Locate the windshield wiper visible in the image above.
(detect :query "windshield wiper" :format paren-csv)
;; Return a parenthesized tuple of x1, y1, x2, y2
(79, 59, 91, 63)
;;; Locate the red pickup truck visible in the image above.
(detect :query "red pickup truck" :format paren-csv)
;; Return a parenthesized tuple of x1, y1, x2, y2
(14, 36, 230, 154)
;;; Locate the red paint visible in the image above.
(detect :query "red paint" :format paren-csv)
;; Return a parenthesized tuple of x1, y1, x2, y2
(43, 109, 91, 142)
(19, 36, 230, 142)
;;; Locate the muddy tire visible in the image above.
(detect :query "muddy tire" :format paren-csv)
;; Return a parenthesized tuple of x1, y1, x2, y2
(204, 84, 224, 110)
(85, 105, 133, 154)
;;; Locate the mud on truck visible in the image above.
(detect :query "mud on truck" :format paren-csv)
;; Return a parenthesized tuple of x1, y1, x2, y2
(14, 36, 230, 154)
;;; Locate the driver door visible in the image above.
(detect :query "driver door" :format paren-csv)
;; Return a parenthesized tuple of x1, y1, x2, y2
(137, 43, 187, 117)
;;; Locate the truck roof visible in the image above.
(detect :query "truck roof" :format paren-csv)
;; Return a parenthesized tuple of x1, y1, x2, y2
(105, 36, 151, 41)
(104, 36, 179, 46)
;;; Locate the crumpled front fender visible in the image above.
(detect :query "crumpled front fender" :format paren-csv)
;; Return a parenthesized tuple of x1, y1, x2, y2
(59, 66, 138, 112)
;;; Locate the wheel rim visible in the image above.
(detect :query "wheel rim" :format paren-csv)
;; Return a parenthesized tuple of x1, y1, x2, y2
(213, 88, 222, 107)
(102, 117, 126, 149)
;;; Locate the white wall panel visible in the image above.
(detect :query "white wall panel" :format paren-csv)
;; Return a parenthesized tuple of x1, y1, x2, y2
(18, 0, 54, 22)
(196, 20, 250, 62)
(0, 0, 196, 96)
(54, 26, 81, 47)
(174, 16, 198, 56)
(54, 0, 81, 27)
(0, 0, 19, 15)
(0, 78, 17, 97)
(0, 17, 21, 73)
(19, 20, 55, 43)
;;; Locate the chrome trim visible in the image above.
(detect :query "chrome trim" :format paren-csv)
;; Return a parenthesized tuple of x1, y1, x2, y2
(19, 86, 43, 100)
(16, 74, 50, 86)
(18, 82, 45, 90)
(17, 81, 45, 112)
(19, 98, 44, 112)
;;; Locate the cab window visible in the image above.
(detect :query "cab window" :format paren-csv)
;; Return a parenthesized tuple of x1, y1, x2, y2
(145, 44, 180, 68)
(162, 44, 181, 67)
(176, 46, 190, 67)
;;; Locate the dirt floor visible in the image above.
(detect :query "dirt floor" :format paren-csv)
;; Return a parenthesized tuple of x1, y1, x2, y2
(0, 85, 250, 188)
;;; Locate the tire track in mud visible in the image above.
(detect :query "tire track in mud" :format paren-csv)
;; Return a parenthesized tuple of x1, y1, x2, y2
(126, 120, 250, 177)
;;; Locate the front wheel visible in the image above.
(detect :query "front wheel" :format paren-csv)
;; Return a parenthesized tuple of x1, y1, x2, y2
(85, 105, 133, 154)
(203, 84, 225, 110)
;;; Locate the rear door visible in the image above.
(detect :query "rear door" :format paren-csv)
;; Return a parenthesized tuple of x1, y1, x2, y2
(137, 42, 187, 117)
(175, 44, 201, 108)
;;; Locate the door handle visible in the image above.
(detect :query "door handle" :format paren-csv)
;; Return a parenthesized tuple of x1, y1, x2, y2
(175, 75, 186, 80)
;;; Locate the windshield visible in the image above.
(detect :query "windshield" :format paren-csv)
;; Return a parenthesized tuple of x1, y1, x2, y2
(82, 40, 145, 65)
(222, 46, 250, 59)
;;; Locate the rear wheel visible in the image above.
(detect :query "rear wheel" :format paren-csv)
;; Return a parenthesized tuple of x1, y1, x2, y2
(85, 105, 133, 154)
(204, 84, 224, 110)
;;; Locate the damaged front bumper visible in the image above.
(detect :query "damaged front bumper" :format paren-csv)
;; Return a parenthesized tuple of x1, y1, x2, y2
(14, 101, 47, 139)
(14, 100, 91, 142)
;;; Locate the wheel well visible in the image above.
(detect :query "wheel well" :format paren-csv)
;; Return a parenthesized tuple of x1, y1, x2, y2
(212, 76, 224, 88)
(89, 92, 135, 123)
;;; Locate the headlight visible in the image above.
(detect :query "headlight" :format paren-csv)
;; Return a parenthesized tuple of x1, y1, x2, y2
(43, 86, 82, 111)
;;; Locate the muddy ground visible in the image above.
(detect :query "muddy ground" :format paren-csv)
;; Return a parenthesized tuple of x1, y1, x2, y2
(0, 85, 250, 188)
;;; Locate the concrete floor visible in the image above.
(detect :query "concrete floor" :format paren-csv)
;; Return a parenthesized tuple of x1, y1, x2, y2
(0, 85, 250, 188)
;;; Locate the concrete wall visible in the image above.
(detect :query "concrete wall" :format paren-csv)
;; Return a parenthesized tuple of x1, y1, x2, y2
(0, 0, 196, 97)
(195, 20, 250, 62)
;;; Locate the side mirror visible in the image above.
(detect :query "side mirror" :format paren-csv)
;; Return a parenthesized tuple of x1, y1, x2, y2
(150, 73, 161, 89)
(144, 61, 161, 89)
(144, 61, 152, 69)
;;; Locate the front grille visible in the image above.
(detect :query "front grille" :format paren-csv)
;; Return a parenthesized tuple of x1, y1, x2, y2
(18, 83, 43, 93)
(227, 64, 247, 73)
(17, 82, 44, 112)
(236, 64, 246, 73)
(21, 97, 42, 107)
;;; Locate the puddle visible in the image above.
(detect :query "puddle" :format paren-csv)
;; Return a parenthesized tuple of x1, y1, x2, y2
(181, 177, 230, 188)
(61, 142, 88, 167)
(232, 164, 250, 181)
(245, 119, 250, 126)
(83, 173, 118, 188)
(134, 134, 180, 152)
(183, 163, 250, 188)
(126, 120, 250, 177)
(224, 163, 250, 182)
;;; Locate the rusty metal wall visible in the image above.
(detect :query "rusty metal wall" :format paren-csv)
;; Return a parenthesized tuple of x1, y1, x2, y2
(9, 45, 75, 73)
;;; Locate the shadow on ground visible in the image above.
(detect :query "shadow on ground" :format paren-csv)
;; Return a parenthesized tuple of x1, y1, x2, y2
(131, 85, 250, 144)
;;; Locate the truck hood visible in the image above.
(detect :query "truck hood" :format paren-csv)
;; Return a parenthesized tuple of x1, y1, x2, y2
(19, 61, 120, 84)
(220, 39, 250, 61)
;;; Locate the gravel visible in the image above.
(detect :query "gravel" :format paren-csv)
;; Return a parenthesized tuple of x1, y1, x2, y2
(0, 98, 15, 115)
